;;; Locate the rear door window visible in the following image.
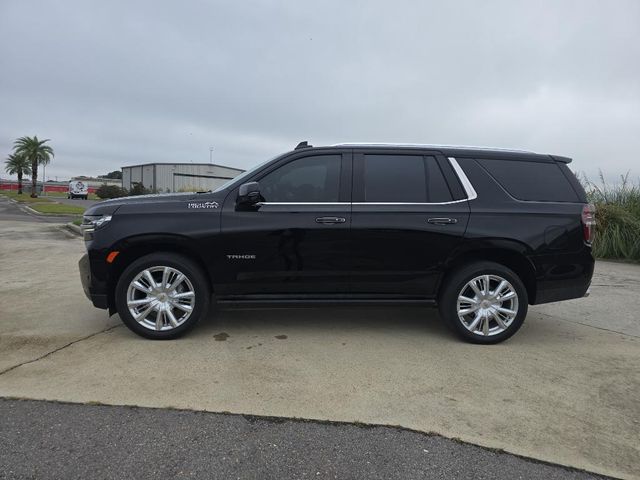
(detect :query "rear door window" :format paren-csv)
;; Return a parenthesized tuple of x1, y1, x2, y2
(478, 159, 580, 202)
(362, 155, 453, 203)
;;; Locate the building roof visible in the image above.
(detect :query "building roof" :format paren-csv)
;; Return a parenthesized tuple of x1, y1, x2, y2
(121, 162, 245, 171)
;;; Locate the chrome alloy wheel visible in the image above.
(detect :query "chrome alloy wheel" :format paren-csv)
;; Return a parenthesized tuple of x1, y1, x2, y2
(126, 266, 196, 332)
(456, 274, 519, 337)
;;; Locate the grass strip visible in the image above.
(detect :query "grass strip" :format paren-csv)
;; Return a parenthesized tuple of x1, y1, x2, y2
(30, 203, 86, 215)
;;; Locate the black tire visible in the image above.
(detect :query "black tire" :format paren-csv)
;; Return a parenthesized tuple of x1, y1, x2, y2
(439, 261, 528, 344)
(115, 252, 210, 339)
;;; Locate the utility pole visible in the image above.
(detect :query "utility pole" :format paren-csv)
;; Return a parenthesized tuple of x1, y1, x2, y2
(209, 146, 213, 164)
(42, 164, 46, 196)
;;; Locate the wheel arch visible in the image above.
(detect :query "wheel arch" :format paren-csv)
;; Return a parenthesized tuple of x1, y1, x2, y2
(105, 234, 213, 314)
(440, 242, 538, 304)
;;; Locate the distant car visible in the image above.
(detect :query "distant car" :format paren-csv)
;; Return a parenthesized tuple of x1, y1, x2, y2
(79, 142, 595, 343)
(68, 180, 88, 200)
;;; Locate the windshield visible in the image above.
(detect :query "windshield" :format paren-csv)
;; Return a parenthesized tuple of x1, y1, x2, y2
(213, 153, 283, 192)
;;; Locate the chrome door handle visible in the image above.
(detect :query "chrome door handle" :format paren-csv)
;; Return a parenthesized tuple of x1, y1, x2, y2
(427, 217, 458, 225)
(315, 216, 346, 224)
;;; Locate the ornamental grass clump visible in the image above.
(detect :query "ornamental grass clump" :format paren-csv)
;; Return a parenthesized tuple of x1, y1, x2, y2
(581, 172, 640, 262)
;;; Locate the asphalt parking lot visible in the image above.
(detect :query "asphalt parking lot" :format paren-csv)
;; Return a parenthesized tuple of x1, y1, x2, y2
(0, 202, 638, 479)
(0, 398, 605, 480)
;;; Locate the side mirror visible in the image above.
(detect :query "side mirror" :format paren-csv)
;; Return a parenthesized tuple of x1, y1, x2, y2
(236, 181, 262, 209)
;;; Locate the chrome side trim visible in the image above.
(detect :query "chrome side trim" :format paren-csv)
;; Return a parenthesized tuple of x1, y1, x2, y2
(258, 159, 477, 206)
(448, 157, 477, 201)
(352, 200, 468, 206)
(256, 202, 349, 206)
(258, 200, 469, 206)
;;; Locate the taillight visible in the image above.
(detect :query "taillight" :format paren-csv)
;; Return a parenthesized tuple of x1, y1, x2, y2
(581, 204, 596, 245)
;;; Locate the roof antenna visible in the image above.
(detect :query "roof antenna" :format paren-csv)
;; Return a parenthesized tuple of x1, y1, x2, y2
(295, 141, 312, 150)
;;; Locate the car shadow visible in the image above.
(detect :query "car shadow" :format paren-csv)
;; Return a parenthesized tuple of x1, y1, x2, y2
(193, 304, 454, 341)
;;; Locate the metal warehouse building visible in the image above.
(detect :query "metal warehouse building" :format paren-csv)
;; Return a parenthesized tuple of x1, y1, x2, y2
(122, 163, 244, 193)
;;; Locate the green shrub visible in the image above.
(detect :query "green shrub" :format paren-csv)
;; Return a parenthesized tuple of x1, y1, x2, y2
(96, 184, 128, 199)
(129, 182, 154, 196)
(582, 172, 640, 262)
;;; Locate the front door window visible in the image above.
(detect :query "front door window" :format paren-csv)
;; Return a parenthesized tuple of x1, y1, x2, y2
(259, 155, 342, 203)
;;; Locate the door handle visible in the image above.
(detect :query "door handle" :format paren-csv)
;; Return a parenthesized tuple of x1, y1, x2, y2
(427, 217, 458, 225)
(315, 216, 346, 224)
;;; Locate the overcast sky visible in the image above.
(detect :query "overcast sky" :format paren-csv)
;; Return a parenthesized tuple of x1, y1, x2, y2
(1, 0, 639, 182)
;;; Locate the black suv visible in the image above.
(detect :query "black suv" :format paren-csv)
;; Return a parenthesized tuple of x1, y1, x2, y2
(79, 143, 595, 343)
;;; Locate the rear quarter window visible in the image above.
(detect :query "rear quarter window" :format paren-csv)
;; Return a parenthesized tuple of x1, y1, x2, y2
(477, 159, 580, 202)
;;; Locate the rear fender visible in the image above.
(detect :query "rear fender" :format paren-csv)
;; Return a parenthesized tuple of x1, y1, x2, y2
(439, 238, 537, 303)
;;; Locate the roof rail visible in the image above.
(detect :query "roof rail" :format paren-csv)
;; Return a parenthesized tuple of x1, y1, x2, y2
(331, 142, 533, 153)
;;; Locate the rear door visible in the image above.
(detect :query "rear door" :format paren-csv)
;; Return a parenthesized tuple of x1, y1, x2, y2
(350, 149, 470, 296)
(217, 150, 352, 295)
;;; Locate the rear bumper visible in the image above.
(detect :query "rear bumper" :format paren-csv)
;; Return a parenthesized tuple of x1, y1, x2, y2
(531, 252, 595, 305)
(534, 280, 591, 304)
(79, 253, 108, 309)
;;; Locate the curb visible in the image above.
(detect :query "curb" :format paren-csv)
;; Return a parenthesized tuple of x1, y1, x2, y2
(65, 223, 82, 236)
(23, 205, 44, 216)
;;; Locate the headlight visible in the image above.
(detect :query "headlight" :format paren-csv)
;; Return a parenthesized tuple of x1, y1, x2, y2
(81, 214, 112, 240)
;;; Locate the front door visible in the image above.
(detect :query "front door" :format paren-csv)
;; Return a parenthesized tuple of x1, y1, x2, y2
(350, 150, 470, 297)
(217, 151, 352, 296)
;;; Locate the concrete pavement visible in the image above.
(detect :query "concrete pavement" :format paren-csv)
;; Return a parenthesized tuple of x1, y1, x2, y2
(536, 260, 640, 337)
(0, 219, 638, 479)
(0, 219, 119, 372)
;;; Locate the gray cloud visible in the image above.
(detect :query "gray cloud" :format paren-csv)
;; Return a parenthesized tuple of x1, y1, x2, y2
(1, 0, 639, 182)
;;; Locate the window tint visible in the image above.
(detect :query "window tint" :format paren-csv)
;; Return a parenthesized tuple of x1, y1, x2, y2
(478, 159, 579, 202)
(426, 158, 454, 202)
(259, 155, 341, 202)
(363, 155, 452, 203)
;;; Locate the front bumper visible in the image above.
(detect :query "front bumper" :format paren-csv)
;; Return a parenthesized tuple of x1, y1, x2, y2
(79, 253, 108, 309)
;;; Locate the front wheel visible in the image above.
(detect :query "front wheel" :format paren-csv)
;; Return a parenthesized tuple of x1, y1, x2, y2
(439, 261, 528, 344)
(115, 253, 210, 339)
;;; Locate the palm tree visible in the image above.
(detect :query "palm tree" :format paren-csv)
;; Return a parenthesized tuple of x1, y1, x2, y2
(4, 153, 32, 194)
(13, 136, 54, 197)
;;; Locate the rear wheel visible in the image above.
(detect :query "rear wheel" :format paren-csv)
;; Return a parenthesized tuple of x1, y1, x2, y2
(439, 261, 528, 344)
(115, 252, 210, 339)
